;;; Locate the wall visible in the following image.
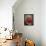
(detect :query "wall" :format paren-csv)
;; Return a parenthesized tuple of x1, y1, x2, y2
(13, 0, 41, 46)
(0, 0, 16, 30)
(41, 0, 46, 46)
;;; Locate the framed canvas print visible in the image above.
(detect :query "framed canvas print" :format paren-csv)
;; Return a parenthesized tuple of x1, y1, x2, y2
(24, 14, 34, 26)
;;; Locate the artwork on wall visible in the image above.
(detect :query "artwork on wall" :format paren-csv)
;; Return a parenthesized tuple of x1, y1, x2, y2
(24, 14, 34, 26)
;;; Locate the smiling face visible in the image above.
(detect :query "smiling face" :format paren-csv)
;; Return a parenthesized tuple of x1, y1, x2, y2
(24, 14, 33, 25)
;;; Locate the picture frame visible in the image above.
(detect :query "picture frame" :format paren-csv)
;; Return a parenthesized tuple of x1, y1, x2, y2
(24, 14, 34, 26)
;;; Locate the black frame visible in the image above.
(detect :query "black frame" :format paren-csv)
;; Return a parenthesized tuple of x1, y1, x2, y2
(24, 14, 34, 26)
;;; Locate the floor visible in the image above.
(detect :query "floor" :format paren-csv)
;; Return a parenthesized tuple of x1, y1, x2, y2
(0, 39, 16, 46)
(0, 39, 24, 46)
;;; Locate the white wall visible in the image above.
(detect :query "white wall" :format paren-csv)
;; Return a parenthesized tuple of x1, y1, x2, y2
(13, 0, 41, 46)
(0, 0, 16, 29)
(41, 0, 46, 46)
